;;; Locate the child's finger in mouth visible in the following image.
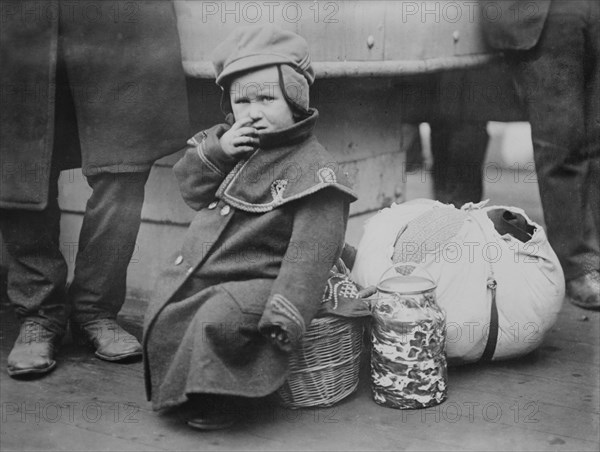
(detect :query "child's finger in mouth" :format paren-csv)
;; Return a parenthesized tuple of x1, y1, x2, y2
(238, 127, 258, 137)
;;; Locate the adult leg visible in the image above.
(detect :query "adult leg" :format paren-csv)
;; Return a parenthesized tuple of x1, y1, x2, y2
(430, 70, 490, 206)
(430, 120, 489, 206)
(515, 1, 599, 308)
(570, 0, 600, 309)
(584, 0, 600, 244)
(1, 161, 68, 376)
(405, 123, 425, 172)
(69, 170, 149, 360)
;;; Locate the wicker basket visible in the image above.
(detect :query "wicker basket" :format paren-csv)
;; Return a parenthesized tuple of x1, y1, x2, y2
(276, 315, 364, 409)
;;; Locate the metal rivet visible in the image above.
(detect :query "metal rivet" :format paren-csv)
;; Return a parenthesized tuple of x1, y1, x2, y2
(174, 255, 183, 265)
(367, 35, 375, 48)
(220, 205, 231, 216)
(453, 30, 460, 42)
(186, 267, 194, 275)
(208, 201, 218, 210)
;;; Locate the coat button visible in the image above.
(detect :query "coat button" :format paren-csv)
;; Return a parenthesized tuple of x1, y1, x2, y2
(174, 255, 183, 265)
(220, 205, 231, 216)
(208, 201, 218, 210)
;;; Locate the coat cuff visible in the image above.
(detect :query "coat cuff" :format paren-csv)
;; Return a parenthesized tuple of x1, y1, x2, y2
(187, 125, 237, 176)
(258, 293, 306, 351)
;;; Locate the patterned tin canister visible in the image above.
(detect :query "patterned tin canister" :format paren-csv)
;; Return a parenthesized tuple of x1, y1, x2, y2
(370, 265, 448, 409)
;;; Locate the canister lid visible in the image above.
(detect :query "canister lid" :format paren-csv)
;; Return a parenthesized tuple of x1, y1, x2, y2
(377, 275, 436, 294)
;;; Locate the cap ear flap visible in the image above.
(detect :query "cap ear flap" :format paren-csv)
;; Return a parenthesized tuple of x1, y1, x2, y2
(220, 86, 233, 116)
(277, 65, 310, 119)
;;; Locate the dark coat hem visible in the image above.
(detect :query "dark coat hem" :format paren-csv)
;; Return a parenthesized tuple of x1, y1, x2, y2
(151, 374, 289, 412)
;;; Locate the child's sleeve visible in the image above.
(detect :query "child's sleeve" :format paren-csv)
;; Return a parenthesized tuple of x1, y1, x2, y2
(173, 124, 238, 210)
(258, 188, 350, 352)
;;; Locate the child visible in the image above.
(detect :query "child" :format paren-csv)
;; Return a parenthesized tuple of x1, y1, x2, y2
(143, 25, 357, 430)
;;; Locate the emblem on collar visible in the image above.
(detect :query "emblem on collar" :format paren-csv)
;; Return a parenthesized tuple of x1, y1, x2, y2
(318, 167, 337, 183)
(270, 179, 288, 202)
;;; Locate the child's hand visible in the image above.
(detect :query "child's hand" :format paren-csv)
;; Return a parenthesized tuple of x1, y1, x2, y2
(264, 326, 291, 351)
(219, 117, 259, 157)
(357, 285, 377, 299)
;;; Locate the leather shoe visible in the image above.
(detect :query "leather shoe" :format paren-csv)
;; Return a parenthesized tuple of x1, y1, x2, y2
(73, 319, 142, 362)
(184, 395, 239, 431)
(7, 320, 60, 377)
(566, 271, 600, 311)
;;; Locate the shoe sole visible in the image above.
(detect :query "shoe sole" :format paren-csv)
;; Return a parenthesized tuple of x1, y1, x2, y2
(7, 361, 57, 378)
(95, 350, 142, 362)
(568, 296, 600, 311)
(186, 417, 237, 431)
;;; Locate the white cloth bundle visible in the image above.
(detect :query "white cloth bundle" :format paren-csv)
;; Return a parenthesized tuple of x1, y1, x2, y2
(352, 199, 564, 364)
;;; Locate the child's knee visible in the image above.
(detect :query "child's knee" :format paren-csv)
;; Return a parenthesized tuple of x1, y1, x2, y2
(200, 294, 262, 363)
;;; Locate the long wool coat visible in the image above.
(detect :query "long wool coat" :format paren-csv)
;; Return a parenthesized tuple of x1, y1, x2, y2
(0, 0, 189, 210)
(143, 110, 357, 410)
(481, 0, 551, 50)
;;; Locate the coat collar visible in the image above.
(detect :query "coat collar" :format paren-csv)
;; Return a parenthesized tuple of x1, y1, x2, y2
(258, 108, 317, 149)
(216, 109, 357, 212)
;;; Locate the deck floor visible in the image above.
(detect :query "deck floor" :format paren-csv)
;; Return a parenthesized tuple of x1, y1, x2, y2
(1, 168, 599, 452)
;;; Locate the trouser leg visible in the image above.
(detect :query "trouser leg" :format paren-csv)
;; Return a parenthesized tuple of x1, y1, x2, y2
(69, 170, 149, 324)
(430, 120, 489, 206)
(428, 68, 490, 207)
(585, 0, 600, 242)
(516, 1, 599, 280)
(405, 123, 425, 172)
(0, 165, 68, 336)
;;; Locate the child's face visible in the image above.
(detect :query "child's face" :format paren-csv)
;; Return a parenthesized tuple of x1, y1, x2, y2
(229, 66, 295, 134)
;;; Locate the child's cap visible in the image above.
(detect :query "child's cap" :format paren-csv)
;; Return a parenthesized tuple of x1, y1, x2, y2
(212, 25, 315, 88)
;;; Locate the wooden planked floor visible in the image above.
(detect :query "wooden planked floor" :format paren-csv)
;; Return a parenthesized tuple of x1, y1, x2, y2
(1, 168, 599, 452)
